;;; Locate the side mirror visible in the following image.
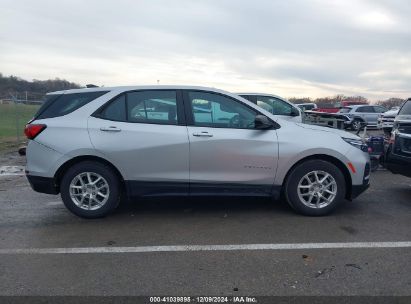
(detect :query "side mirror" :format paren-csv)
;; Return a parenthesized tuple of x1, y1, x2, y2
(255, 115, 273, 129)
(290, 107, 300, 117)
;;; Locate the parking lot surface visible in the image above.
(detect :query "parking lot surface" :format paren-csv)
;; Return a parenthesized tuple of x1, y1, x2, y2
(0, 163, 410, 296)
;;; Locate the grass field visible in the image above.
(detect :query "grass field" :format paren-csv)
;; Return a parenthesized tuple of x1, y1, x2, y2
(0, 103, 40, 142)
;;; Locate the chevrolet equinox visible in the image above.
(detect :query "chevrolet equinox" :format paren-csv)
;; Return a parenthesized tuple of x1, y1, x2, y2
(25, 86, 370, 218)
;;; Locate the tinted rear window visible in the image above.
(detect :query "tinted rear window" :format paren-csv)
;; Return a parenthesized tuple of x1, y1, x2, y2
(399, 100, 411, 115)
(35, 91, 108, 119)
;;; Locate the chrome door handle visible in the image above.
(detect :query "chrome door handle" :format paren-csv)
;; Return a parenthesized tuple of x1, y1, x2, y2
(193, 132, 213, 137)
(100, 126, 121, 132)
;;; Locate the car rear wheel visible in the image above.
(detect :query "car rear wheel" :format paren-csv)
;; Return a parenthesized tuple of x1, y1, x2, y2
(60, 161, 121, 218)
(284, 160, 346, 216)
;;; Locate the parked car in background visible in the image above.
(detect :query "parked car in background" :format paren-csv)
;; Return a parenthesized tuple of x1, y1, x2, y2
(296, 103, 317, 111)
(384, 98, 411, 178)
(311, 101, 369, 114)
(377, 108, 399, 136)
(25, 85, 370, 218)
(238, 93, 302, 122)
(339, 105, 387, 131)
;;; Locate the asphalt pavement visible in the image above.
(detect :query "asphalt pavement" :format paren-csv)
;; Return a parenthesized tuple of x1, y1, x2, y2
(0, 167, 410, 297)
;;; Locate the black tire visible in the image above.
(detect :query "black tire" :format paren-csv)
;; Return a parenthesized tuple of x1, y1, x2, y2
(284, 160, 346, 216)
(351, 119, 363, 131)
(60, 161, 121, 218)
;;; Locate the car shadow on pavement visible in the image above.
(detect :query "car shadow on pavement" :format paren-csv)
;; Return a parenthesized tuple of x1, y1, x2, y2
(115, 196, 292, 216)
(112, 196, 361, 218)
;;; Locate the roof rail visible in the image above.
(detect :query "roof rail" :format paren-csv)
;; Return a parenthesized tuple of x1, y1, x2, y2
(86, 84, 99, 88)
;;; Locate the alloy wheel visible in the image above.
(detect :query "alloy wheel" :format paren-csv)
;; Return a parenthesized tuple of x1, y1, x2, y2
(297, 170, 337, 208)
(69, 172, 110, 210)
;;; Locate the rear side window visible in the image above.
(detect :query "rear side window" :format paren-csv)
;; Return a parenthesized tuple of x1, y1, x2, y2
(127, 91, 178, 124)
(97, 90, 178, 125)
(36, 91, 108, 119)
(356, 106, 374, 113)
(99, 95, 126, 121)
(239, 95, 256, 103)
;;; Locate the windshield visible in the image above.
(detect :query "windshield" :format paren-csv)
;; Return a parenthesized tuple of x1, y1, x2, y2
(399, 100, 411, 115)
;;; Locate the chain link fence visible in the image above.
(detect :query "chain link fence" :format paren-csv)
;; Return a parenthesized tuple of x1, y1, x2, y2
(0, 93, 43, 149)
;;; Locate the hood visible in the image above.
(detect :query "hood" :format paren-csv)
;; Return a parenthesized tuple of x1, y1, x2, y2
(295, 123, 360, 140)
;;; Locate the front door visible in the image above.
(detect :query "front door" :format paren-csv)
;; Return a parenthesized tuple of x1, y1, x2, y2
(184, 90, 278, 196)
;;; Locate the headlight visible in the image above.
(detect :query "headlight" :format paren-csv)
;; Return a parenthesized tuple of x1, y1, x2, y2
(342, 137, 368, 152)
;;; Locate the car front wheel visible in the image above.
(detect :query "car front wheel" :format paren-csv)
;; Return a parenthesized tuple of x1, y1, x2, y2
(60, 161, 121, 218)
(351, 119, 363, 131)
(284, 160, 346, 216)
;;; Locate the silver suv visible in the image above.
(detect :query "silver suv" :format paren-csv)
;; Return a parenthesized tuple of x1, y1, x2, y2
(339, 105, 387, 130)
(25, 86, 370, 218)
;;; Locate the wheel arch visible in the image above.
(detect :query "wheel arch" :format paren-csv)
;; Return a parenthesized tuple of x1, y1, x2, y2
(54, 155, 125, 193)
(282, 154, 353, 200)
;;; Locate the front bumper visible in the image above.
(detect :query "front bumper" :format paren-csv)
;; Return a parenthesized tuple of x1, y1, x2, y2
(384, 152, 411, 178)
(351, 183, 370, 199)
(26, 175, 59, 195)
(349, 161, 370, 200)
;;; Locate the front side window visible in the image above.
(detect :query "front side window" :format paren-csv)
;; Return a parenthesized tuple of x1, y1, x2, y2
(374, 106, 387, 113)
(256, 96, 293, 116)
(188, 91, 257, 129)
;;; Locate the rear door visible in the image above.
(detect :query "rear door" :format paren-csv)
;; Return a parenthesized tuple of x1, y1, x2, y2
(184, 90, 278, 195)
(88, 90, 189, 196)
(356, 106, 376, 124)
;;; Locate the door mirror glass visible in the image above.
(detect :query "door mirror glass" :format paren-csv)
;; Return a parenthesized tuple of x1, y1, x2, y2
(254, 115, 273, 129)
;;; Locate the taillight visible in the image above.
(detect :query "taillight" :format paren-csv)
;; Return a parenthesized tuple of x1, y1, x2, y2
(24, 124, 47, 140)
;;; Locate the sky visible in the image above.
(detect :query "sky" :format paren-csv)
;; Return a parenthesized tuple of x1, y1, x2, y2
(0, 0, 410, 100)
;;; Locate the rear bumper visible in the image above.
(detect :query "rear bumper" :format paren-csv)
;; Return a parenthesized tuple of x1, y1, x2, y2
(26, 175, 59, 195)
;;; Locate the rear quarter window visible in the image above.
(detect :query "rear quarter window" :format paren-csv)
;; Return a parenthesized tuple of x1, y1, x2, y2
(35, 91, 108, 119)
